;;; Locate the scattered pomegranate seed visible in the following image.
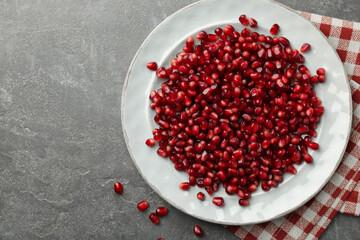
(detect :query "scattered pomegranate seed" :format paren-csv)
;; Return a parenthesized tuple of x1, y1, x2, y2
(149, 213, 160, 224)
(155, 207, 168, 216)
(145, 138, 156, 147)
(197, 192, 205, 201)
(146, 15, 325, 208)
(157, 238, 164, 240)
(193, 225, 204, 238)
(300, 43, 311, 53)
(239, 14, 249, 26)
(316, 68, 326, 75)
(114, 182, 123, 194)
(146, 62, 158, 71)
(179, 182, 190, 191)
(212, 197, 224, 207)
(270, 24, 280, 35)
(248, 18, 258, 28)
(239, 199, 250, 206)
(137, 201, 149, 211)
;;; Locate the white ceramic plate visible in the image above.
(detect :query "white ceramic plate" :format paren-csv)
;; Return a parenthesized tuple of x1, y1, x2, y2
(122, 0, 352, 225)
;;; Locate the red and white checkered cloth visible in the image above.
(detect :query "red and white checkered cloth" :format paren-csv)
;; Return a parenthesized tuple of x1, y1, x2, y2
(226, 12, 360, 240)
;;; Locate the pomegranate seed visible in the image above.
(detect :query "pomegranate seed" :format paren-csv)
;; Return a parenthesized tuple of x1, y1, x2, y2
(307, 142, 319, 150)
(146, 138, 156, 147)
(239, 14, 249, 26)
(303, 153, 313, 163)
(212, 197, 224, 207)
(149, 213, 160, 224)
(155, 207, 168, 216)
(146, 16, 325, 209)
(197, 192, 205, 201)
(300, 43, 311, 53)
(196, 31, 208, 40)
(278, 37, 289, 46)
(248, 18, 258, 28)
(147, 62, 158, 71)
(137, 201, 149, 211)
(193, 225, 204, 237)
(186, 37, 195, 47)
(156, 67, 167, 78)
(316, 68, 326, 75)
(157, 148, 167, 158)
(114, 182, 123, 194)
(270, 24, 280, 35)
(239, 199, 250, 206)
(179, 182, 190, 191)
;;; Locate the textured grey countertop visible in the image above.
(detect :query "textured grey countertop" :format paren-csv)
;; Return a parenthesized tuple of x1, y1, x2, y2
(0, 0, 359, 239)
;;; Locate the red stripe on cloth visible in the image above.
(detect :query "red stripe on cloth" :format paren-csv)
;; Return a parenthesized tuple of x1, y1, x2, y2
(340, 27, 353, 40)
(337, 49, 348, 62)
(345, 140, 356, 153)
(320, 23, 332, 37)
(244, 232, 259, 240)
(352, 90, 360, 104)
(288, 212, 302, 225)
(226, 226, 239, 234)
(273, 228, 288, 240)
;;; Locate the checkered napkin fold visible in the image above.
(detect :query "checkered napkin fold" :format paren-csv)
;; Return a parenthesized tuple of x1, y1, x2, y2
(226, 12, 360, 240)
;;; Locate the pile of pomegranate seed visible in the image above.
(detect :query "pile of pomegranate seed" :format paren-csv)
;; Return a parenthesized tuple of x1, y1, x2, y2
(146, 14, 325, 207)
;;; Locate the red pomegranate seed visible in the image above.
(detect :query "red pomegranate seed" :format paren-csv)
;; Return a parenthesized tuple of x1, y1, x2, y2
(146, 138, 156, 147)
(146, 17, 325, 209)
(239, 199, 249, 206)
(157, 238, 164, 240)
(147, 62, 158, 71)
(156, 67, 167, 78)
(155, 207, 168, 216)
(318, 75, 325, 83)
(212, 197, 224, 207)
(186, 37, 195, 47)
(137, 200, 149, 211)
(239, 14, 249, 26)
(303, 153, 313, 163)
(149, 213, 160, 224)
(179, 182, 191, 191)
(114, 182, 123, 194)
(193, 225, 204, 237)
(300, 43, 311, 53)
(157, 148, 167, 158)
(278, 37, 289, 46)
(197, 192, 205, 201)
(316, 68, 326, 75)
(196, 31, 208, 40)
(270, 24, 280, 35)
(307, 142, 319, 150)
(248, 18, 258, 28)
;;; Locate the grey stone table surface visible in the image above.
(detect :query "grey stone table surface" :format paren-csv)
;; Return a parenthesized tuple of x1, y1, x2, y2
(0, 0, 359, 239)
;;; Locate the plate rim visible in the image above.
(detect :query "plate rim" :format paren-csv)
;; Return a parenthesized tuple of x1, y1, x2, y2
(121, 0, 353, 225)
